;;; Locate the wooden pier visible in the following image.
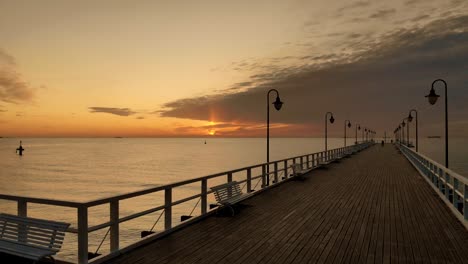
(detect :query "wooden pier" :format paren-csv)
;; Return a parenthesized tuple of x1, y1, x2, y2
(103, 145, 468, 264)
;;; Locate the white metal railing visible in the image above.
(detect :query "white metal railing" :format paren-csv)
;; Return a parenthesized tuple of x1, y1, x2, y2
(398, 144, 468, 229)
(0, 142, 373, 264)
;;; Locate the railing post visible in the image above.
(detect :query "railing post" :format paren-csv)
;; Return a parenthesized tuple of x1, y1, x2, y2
(437, 167, 443, 194)
(444, 172, 451, 201)
(201, 179, 207, 214)
(110, 200, 119, 252)
(453, 178, 459, 208)
(284, 160, 288, 178)
(300, 156, 304, 169)
(17, 199, 27, 243)
(247, 168, 252, 193)
(262, 164, 267, 188)
(464, 184, 468, 220)
(17, 199, 27, 217)
(274, 162, 278, 183)
(78, 206, 88, 264)
(164, 187, 172, 230)
(227, 172, 233, 196)
(306, 155, 310, 169)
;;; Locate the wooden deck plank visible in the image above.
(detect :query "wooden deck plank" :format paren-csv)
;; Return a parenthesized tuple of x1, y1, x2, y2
(104, 145, 468, 264)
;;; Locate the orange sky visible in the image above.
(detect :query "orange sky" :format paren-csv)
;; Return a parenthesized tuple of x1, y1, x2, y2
(1, 1, 467, 137)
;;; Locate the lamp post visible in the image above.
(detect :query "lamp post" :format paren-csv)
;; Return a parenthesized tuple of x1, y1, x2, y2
(401, 118, 408, 146)
(355, 124, 360, 144)
(344, 120, 351, 147)
(325, 112, 335, 154)
(425, 79, 448, 168)
(398, 125, 402, 146)
(408, 109, 418, 152)
(266, 89, 283, 186)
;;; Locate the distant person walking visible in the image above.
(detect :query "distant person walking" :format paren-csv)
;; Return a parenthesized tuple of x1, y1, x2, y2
(16, 141, 25, 156)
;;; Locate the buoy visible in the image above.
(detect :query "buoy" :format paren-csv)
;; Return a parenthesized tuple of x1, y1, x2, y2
(16, 141, 24, 156)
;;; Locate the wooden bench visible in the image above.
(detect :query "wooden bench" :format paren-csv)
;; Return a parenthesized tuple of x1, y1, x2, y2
(290, 164, 310, 180)
(211, 181, 253, 216)
(0, 213, 70, 263)
(317, 156, 334, 167)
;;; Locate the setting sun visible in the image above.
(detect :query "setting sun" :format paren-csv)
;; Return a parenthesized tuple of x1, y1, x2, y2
(208, 130, 216, 136)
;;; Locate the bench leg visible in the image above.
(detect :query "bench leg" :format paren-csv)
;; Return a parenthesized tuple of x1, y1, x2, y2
(228, 205, 235, 217)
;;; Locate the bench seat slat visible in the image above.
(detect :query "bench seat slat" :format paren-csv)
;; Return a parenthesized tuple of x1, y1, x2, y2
(0, 222, 68, 233)
(0, 232, 64, 246)
(0, 226, 66, 243)
(0, 238, 61, 252)
(0, 240, 56, 259)
(0, 225, 66, 240)
(0, 235, 63, 250)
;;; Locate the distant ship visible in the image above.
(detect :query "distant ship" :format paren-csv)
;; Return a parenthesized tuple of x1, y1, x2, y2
(428, 136, 441, 138)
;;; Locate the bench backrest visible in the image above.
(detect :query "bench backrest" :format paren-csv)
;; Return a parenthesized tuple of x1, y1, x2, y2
(0, 213, 70, 252)
(291, 164, 302, 174)
(211, 181, 243, 203)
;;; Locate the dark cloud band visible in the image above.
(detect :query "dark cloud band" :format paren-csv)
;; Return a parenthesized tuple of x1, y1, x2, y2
(88, 107, 137, 116)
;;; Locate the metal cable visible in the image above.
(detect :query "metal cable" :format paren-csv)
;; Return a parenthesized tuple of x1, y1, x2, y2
(188, 197, 202, 217)
(94, 228, 110, 254)
(149, 209, 165, 232)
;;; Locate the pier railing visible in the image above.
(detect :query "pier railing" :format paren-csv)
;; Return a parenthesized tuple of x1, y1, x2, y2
(398, 144, 468, 228)
(0, 142, 372, 264)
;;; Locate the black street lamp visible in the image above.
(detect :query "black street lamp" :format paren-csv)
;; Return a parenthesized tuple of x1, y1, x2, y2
(266, 89, 283, 186)
(398, 125, 402, 146)
(408, 109, 418, 152)
(355, 124, 361, 144)
(425, 79, 448, 168)
(344, 120, 351, 147)
(401, 118, 408, 146)
(325, 112, 335, 153)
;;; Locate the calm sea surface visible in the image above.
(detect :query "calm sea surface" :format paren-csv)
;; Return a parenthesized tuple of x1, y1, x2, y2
(0, 137, 466, 261)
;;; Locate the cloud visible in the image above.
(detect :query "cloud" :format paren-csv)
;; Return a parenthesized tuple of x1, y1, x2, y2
(409, 14, 431, 22)
(136, 116, 145, 119)
(0, 50, 36, 104)
(0, 49, 16, 66)
(158, 15, 468, 136)
(368, 9, 396, 19)
(337, 1, 371, 12)
(404, 0, 425, 6)
(88, 107, 137, 116)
